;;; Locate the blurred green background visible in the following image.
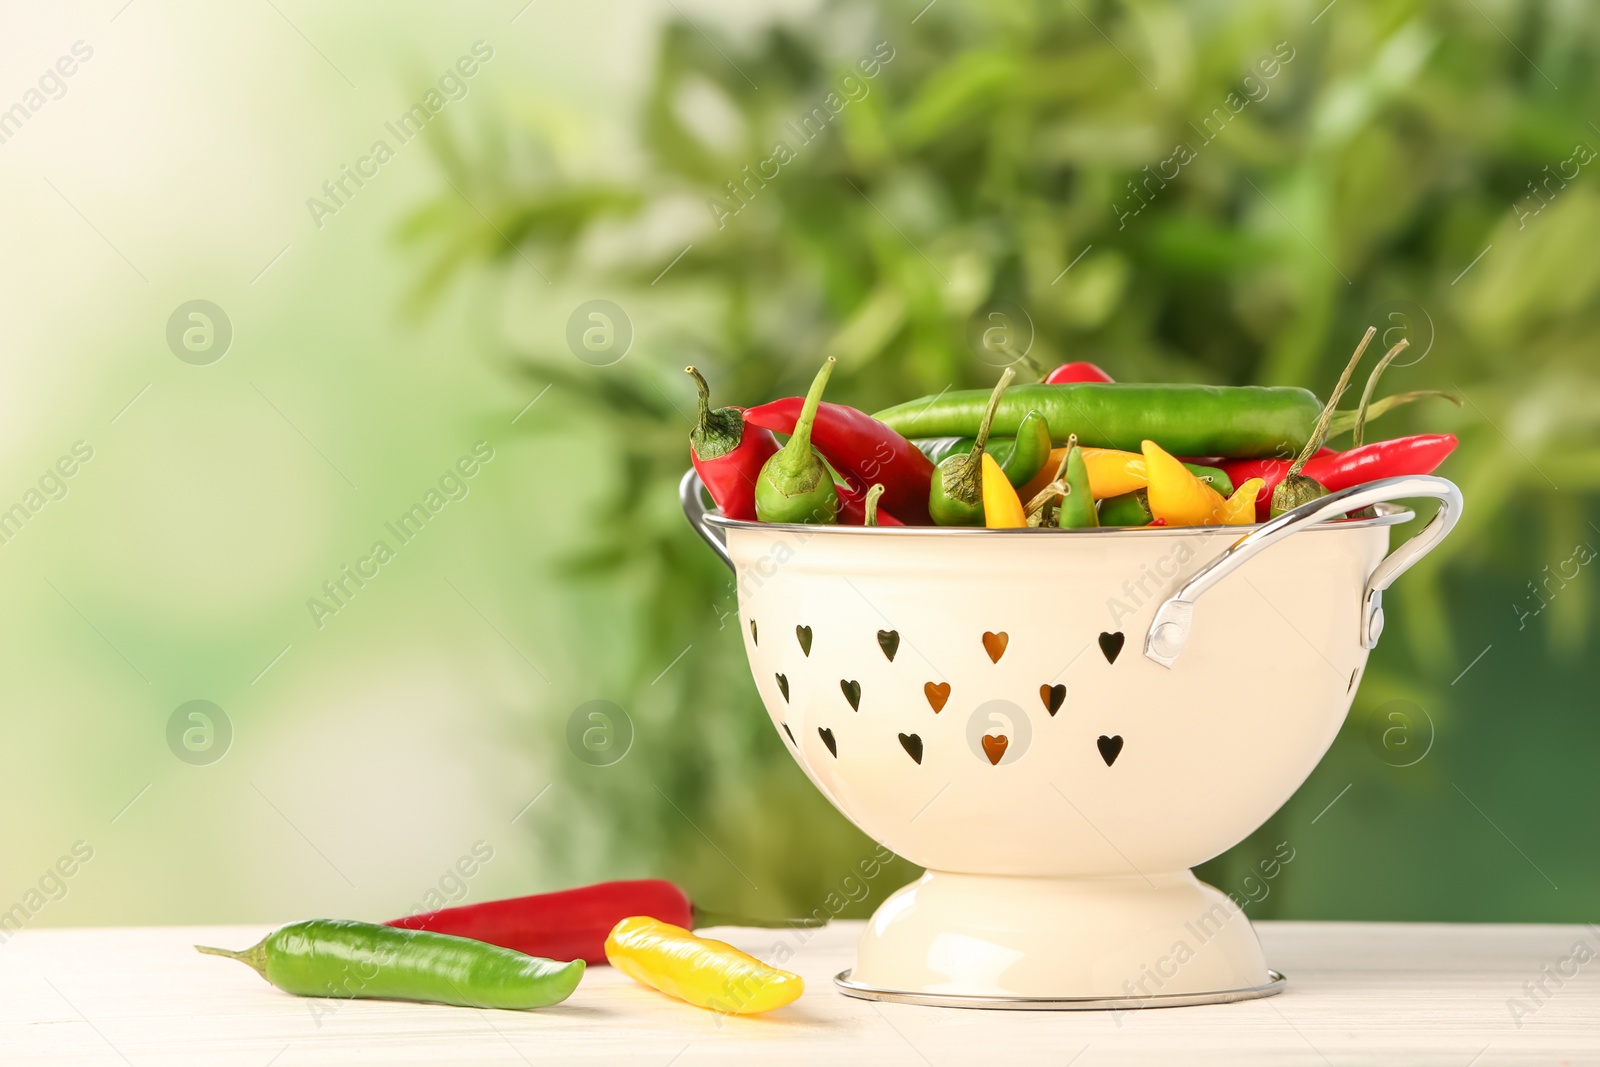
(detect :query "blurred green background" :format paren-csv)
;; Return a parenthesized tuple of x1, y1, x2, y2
(3, 0, 1596, 931)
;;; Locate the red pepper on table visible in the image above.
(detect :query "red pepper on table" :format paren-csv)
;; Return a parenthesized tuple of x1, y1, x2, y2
(389, 880, 691, 965)
(743, 399, 934, 524)
(687, 367, 780, 521)
(1221, 434, 1458, 521)
(386, 880, 819, 965)
(1044, 361, 1115, 384)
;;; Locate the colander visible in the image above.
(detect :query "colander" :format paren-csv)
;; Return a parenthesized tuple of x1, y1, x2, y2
(682, 470, 1461, 1009)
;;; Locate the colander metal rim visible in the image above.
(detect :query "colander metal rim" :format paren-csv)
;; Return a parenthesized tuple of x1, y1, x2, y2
(704, 502, 1415, 537)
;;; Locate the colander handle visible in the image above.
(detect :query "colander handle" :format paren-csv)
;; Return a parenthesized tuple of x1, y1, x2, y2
(1144, 475, 1463, 668)
(680, 470, 734, 571)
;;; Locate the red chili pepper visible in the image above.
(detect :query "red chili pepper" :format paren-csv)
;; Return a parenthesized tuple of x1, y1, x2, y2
(388, 879, 691, 965)
(744, 399, 934, 524)
(1044, 361, 1115, 384)
(1221, 434, 1458, 521)
(387, 880, 820, 965)
(837, 482, 903, 525)
(687, 368, 779, 521)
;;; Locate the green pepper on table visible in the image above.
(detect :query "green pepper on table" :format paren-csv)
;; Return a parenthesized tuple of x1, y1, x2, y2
(197, 919, 585, 1010)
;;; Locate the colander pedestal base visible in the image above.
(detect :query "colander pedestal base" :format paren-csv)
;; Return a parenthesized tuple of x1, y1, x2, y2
(843, 868, 1280, 1009)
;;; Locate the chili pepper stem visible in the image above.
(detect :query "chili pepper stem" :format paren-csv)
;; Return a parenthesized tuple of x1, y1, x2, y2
(195, 942, 268, 978)
(686, 366, 714, 434)
(1022, 434, 1079, 524)
(970, 367, 1015, 461)
(863, 484, 885, 527)
(1287, 327, 1376, 479)
(943, 367, 1016, 507)
(774, 357, 835, 481)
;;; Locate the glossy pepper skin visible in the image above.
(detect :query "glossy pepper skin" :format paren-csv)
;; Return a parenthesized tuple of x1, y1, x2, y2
(1143, 440, 1227, 526)
(1098, 489, 1152, 526)
(1219, 478, 1265, 525)
(1023, 448, 1236, 504)
(686, 367, 780, 522)
(874, 383, 1322, 459)
(743, 400, 934, 525)
(196, 920, 584, 1010)
(981, 454, 1026, 528)
(1221, 434, 1459, 521)
(387, 879, 693, 966)
(606, 916, 803, 1015)
(914, 409, 1052, 489)
(755, 358, 839, 524)
(1056, 441, 1099, 529)
(1044, 361, 1115, 384)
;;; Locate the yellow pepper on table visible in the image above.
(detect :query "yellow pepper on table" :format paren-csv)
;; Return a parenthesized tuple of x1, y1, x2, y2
(981, 453, 1027, 528)
(604, 916, 804, 1015)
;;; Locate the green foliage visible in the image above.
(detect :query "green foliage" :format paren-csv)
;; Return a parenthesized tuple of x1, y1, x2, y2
(402, 0, 1600, 919)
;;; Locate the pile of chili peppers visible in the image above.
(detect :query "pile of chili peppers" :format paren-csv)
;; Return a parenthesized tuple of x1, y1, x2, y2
(688, 333, 1457, 530)
(197, 878, 813, 1016)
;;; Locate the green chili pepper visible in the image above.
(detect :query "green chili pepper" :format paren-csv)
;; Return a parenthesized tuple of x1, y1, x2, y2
(196, 920, 585, 1010)
(1098, 489, 1152, 527)
(876, 384, 1322, 459)
(916, 410, 1052, 489)
(755, 357, 839, 524)
(929, 369, 1014, 526)
(1187, 464, 1235, 498)
(1057, 439, 1098, 529)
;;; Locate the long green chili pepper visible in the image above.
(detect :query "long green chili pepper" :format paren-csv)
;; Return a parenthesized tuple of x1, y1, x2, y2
(196, 920, 585, 1010)
(755, 357, 839, 524)
(877, 383, 1322, 459)
(929, 368, 1014, 526)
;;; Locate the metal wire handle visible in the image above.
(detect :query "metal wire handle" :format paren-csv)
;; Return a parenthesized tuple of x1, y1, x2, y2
(680, 469, 734, 571)
(1143, 475, 1463, 668)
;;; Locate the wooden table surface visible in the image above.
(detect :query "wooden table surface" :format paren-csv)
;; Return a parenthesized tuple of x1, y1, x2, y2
(4, 919, 1597, 1065)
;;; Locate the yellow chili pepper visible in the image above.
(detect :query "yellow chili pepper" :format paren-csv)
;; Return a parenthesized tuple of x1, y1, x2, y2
(1079, 448, 1148, 499)
(981, 453, 1027, 528)
(1142, 439, 1225, 526)
(1219, 477, 1265, 526)
(605, 916, 803, 1015)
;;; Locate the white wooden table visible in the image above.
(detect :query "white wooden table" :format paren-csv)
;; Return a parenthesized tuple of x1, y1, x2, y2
(3, 920, 1596, 1064)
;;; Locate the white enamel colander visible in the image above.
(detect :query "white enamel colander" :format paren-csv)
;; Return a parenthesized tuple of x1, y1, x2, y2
(682, 471, 1461, 1009)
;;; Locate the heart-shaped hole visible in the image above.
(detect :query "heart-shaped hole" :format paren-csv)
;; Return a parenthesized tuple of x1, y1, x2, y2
(796, 625, 813, 657)
(924, 681, 950, 713)
(877, 629, 900, 662)
(1097, 734, 1124, 766)
(898, 732, 923, 764)
(818, 727, 837, 757)
(781, 723, 794, 746)
(840, 679, 861, 711)
(1040, 683, 1065, 716)
(1098, 632, 1125, 664)
(750, 620, 758, 645)
(982, 631, 1009, 663)
(776, 674, 789, 702)
(981, 734, 1009, 765)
